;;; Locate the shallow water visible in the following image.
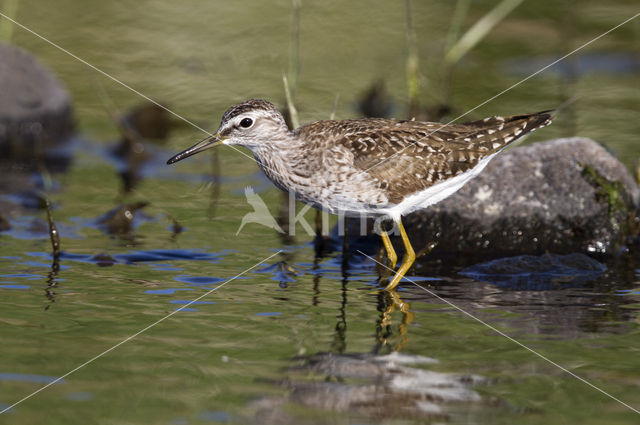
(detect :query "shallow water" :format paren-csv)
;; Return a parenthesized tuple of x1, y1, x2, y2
(2, 1, 640, 424)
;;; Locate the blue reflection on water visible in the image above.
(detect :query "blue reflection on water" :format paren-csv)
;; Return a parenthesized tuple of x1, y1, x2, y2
(116, 249, 222, 264)
(0, 373, 65, 384)
(173, 275, 225, 286)
(199, 410, 231, 422)
(169, 300, 215, 305)
(145, 288, 193, 295)
(21, 261, 70, 269)
(0, 273, 41, 280)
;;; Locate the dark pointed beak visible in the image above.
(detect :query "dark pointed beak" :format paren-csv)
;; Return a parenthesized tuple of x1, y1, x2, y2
(166, 133, 224, 164)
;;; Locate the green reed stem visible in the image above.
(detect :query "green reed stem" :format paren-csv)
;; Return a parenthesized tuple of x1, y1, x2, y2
(0, 0, 20, 42)
(445, 0, 524, 66)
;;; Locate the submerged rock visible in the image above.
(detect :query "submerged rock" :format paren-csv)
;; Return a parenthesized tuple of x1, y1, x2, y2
(0, 42, 74, 171)
(250, 352, 484, 422)
(96, 202, 150, 236)
(399, 137, 640, 259)
(0, 215, 9, 232)
(88, 253, 118, 267)
(119, 101, 173, 141)
(459, 253, 606, 290)
(357, 79, 395, 118)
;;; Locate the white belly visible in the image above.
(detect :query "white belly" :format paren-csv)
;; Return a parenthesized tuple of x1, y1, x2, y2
(381, 153, 497, 220)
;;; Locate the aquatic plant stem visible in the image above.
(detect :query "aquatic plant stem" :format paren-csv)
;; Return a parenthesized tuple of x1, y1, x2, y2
(441, 0, 471, 104)
(444, 0, 471, 55)
(288, 0, 301, 100)
(405, 0, 422, 117)
(444, 0, 524, 66)
(44, 199, 60, 259)
(0, 0, 19, 41)
(329, 93, 340, 121)
(282, 74, 299, 131)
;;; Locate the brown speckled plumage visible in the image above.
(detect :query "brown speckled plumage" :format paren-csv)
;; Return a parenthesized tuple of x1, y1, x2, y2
(170, 99, 552, 218)
(294, 112, 551, 205)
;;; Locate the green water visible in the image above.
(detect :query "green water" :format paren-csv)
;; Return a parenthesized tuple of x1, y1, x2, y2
(2, 1, 640, 424)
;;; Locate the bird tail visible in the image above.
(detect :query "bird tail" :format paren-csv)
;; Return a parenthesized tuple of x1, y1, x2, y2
(464, 110, 553, 152)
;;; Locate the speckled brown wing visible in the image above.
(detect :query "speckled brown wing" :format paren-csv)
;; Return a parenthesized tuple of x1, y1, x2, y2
(298, 112, 552, 204)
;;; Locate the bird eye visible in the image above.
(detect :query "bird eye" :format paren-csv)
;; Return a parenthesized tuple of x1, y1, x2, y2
(240, 118, 253, 128)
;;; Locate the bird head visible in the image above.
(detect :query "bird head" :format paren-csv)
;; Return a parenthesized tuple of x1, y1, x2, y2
(167, 99, 289, 164)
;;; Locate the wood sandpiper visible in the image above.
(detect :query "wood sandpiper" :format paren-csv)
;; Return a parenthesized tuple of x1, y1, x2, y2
(167, 99, 552, 290)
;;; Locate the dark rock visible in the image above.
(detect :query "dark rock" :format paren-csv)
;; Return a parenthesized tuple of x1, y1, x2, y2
(0, 215, 9, 231)
(89, 253, 118, 267)
(96, 201, 150, 236)
(0, 42, 74, 171)
(112, 101, 182, 194)
(459, 253, 606, 290)
(357, 79, 394, 118)
(119, 101, 172, 141)
(400, 137, 640, 259)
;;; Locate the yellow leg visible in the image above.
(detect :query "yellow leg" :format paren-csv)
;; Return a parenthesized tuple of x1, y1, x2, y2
(379, 290, 414, 350)
(377, 221, 398, 268)
(388, 290, 413, 315)
(384, 219, 415, 291)
(389, 290, 414, 351)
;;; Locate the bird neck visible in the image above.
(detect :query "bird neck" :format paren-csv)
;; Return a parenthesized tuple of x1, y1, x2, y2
(250, 133, 316, 193)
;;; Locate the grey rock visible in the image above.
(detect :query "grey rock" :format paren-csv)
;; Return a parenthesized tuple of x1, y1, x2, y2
(400, 137, 640, 258)
(0, 42, 74, 170)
